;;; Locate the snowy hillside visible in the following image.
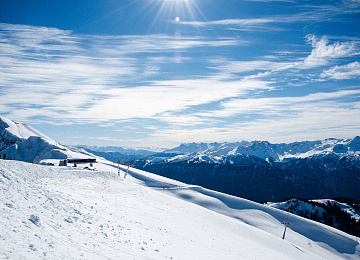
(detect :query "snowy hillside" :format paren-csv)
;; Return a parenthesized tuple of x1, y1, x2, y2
(1, 159, 360, 259)
(313, 199, 360, 221)
(0, 115, 54, 145)
(0, 116, 99, 163)
(267, 198, 360, 237)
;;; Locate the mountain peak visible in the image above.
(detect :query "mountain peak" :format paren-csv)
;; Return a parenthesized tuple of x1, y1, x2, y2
(349, 136, 360, 151)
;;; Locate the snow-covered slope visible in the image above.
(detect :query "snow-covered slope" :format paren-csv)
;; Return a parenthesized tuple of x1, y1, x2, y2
(1, 159, 359, 259)
(0, 115, 98, 163)
(266, 198, 360, 237)
(0, 115, 54, 145)
(313, 199, 360, 221)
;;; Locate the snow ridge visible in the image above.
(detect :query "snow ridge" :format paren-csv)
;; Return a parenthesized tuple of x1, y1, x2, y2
(0, 115, 98, 163)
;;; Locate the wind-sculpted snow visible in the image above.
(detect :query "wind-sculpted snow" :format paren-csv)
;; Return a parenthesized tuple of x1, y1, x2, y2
(1, 160, 359, 259)
(0, 116, 54, 144)
(0, 115, 100, 163)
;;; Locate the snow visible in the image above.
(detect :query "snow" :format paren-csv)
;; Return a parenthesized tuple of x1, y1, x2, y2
(161, 138, 360, 163)
(314, 199, 360, 221)
(1, 159, 359, 259)
(266, 199, 326, 217)
(0, 115, 108, 164)
(0, 115, 54, 144)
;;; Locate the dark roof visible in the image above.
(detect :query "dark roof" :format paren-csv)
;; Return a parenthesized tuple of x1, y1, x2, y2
(67, 158, 96, 163)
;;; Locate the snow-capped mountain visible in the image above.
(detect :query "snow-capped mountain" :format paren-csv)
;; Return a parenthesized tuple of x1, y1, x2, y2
(135, 139, 360, 203)
(0, 115, 97, 163)
(79, 136, 360, 165)
(159, 137, 360, 163)
(1, 159, 359, 259)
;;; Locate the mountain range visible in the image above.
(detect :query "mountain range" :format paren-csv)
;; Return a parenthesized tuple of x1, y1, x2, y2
(131, 138, 360, 203)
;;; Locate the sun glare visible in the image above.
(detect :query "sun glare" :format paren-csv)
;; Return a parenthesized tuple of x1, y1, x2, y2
(147, 0, 205, 32)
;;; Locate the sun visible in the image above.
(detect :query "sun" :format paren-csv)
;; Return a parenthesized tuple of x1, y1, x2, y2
(99, 0, 205, 34)
(165, 0, 189, 1)
(147, 0, 205, 31)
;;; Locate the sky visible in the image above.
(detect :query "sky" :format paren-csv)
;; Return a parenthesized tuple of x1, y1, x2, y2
(0, 0, 359, 148)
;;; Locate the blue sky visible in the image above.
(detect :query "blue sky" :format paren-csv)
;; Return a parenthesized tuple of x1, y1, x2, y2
(0, 0, 359, 148)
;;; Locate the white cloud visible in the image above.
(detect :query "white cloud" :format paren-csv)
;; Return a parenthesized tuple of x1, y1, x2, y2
(207, 89, 360, 118)
(141, 89, 360, 146)
(206, 34, 359, 83)
(321, 61, 360, 79)
(179, 6, 356, 31)
(209, 60, 281, 74)
(149, 89, 360, 144)
(89, 34, 242, 56)
(303, 35, 356, 68)
(342, 0, 360, 8)
(181, 18, 275, 28)
(0, 23, 243, 123)
(70, 78, 272, 123)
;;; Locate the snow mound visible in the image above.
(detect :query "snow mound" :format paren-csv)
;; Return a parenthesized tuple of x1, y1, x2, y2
(1, 160, 359, 259)
(0, 115, 54, 143)
(0, 115, 98, 163)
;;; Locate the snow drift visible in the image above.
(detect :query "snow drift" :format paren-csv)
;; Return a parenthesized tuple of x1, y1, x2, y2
(0, 115, 98, 163)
